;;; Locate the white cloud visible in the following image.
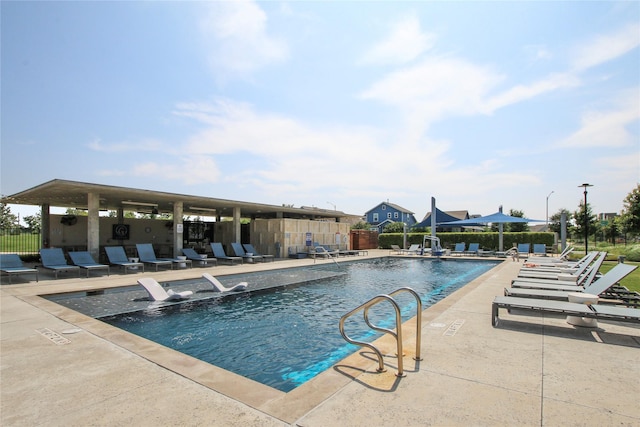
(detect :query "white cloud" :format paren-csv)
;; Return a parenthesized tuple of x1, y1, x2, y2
(558, 89, 640, 148)
(88, 138, 166, 153)
(571, 22, 640, 71)
(485, 72, 580, 112)
(199, 0, 288, 79)
(360, 55, 503, 125)
(359, 14, 436, 66)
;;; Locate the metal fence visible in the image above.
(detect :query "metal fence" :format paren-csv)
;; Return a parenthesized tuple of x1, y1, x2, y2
(0, 228, 41, 255)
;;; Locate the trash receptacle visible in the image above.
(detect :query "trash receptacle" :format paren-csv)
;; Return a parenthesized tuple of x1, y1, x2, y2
(618, 255, 626, 263)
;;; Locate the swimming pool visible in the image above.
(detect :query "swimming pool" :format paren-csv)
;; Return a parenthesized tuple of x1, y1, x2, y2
(57, 258, 498, 392)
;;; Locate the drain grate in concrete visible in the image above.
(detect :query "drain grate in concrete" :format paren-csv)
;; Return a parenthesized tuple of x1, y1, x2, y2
(443, 319, 465, 337)
(36, 328, 71, 345)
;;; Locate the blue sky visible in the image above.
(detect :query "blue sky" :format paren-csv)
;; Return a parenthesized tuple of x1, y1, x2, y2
(2, 1, 639, 223)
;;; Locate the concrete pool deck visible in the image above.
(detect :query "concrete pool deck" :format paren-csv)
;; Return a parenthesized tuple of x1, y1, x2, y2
(1, 250, 639, 426)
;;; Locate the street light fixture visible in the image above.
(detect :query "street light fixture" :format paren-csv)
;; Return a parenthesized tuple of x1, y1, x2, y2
(579, 183, 593, 255)
(327, 202, 336, 210)
(546, 190, 554, 229)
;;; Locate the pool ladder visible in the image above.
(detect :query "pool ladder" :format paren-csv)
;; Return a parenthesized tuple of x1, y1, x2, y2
(339, 287, 422, 378)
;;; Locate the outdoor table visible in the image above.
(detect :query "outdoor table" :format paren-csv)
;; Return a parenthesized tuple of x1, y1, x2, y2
(566, 292, 599, 327)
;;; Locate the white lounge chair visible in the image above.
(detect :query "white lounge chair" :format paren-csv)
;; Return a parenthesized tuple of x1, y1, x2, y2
(492, 296, 640, 327)
(202, 273, 247, 292)
(137, 278, 193, 301)
(505, 263, 637, 302)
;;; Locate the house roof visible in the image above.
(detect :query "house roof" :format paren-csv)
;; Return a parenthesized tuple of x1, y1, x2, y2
(366, 201, 414, 215)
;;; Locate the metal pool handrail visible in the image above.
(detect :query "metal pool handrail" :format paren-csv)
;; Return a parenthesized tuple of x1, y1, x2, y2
(339, 287, 423, 378)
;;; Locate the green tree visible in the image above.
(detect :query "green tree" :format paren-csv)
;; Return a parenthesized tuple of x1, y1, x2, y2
(573, 201, 597, 242)
(382, 222, 406, 233)
(23, 213, 41, 233)
(350, 221, 372, 230)
(0, 202, 18, 229)
(65, 208, 87, 216)
(508, 209, 529, 232)
(619, 184, 640, 236)
(549, 208, 573, 235)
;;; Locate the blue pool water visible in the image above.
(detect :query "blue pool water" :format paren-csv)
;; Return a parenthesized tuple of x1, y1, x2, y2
(100, 258, 498, 392)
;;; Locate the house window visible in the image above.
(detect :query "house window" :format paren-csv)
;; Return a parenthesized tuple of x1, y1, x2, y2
(373, 213, 379, 222)
(387, 213, 392, 219)
(394, 212, 399, 219)
(382, 205, 386, 210)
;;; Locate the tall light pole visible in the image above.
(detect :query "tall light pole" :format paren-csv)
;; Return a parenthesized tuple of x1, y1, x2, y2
(579, 183, 593, 255)
(326, 202, 336, 210)
(546, 190, 554, 229)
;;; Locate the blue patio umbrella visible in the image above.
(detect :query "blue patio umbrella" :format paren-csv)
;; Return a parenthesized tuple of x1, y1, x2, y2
(439, 209, 543, 251)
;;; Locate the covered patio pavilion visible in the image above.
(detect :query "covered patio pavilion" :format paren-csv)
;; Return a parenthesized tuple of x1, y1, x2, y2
(2, 179, 359, 260)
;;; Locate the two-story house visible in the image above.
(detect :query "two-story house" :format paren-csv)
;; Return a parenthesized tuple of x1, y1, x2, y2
(364, 201, 417, 233)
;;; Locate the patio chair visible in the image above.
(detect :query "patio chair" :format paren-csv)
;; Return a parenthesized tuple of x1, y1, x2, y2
(526, 246, 574, 263)
(230, 242, 265, 263)
(137, 278, 193, 301)
(512, 252, 606, 289)
(516, 243, 530, 258)
(464, 243, 479, 256)
(532, 244, 547, 256)
(390, 244, 403, 255)
(104, 246, 145, 273)
(505, 263, 637, 302)
(210, 242, 243, 265)
(136, 243, 192, 271)
(517, 251, 602, 283)
(0, 254, 38, 284)
(39, 248, 81, 279)
(310, 246, 339, 258)
(402, 244, 421, 255)
(243, 243, 274, 262)
(202, 273, 247, 292)
(68, 251, 110, 277)
(182, 248, 218, 268)
(491, 296, 640, 327)
(451, 243, 466, 256)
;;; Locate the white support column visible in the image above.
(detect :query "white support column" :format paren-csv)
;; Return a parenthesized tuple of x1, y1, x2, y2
(173, 201, 184, 257)
(87, 192, 100, 259)
(233, 207, 241, 243)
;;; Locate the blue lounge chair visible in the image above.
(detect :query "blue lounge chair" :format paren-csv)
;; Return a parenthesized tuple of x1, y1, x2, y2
(39, 248, 81, 279)
(182, 248, 218, 267)
(464, 243, 479, 256)
(231, 242, 265, 263)
(69, 251, 110, 277)
(104, 246, 145, 273)
(0, 254, 38, 284)
(136, 243, 192, 271)
(517, 243, 530, 258)
(243, 243, 274, 262)
(451, 243, 466, 256)
(210, 243, 243, 265)
(532, 244, 547, 256)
